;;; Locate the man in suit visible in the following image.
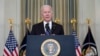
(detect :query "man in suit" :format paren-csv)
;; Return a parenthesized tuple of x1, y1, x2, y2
(31, 5, 64, 35)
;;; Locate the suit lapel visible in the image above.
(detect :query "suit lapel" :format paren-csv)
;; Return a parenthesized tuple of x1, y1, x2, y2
(40, 22, 45, 34)
(51, 22, 56, 34)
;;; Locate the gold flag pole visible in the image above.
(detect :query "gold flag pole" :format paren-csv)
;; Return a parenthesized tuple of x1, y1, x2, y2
(70, 0, 76, 31)
(20, 18, 31, 56)
(25, 18, 31, 29)
(8, 19, 13, 30)
(71, 18, 76, 31)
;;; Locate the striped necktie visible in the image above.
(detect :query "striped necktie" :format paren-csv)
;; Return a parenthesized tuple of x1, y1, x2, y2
(45, 23, 51, 35)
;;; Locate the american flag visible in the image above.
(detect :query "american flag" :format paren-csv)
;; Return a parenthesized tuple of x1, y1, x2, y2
(72, 31, 81, 56)
(3, 30, 19, 56)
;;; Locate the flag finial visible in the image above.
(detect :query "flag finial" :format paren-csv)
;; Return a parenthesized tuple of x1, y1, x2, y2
(86, 18, 91, 26)
(54, 18, 60, 24)
(8, 18, 13, 30)
(25, 18, 31, 28)
(71, 18, 77, 31)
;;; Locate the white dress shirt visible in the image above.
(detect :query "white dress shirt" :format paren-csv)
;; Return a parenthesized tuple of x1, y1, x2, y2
(43, 21, 52, 32)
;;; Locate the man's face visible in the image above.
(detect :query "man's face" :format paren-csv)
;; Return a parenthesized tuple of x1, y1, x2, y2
(41, 6, 53, 22)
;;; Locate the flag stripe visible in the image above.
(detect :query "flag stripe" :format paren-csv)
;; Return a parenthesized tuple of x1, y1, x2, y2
(76, 48, 81, 56)
(76, 50, 79, 56)
(12, 48, 18, 56)
(78, 46, 81, 54)
(15, 47, 19, 56)
(4, 49, 9, 56)
(4, 47, 11, 56)
(12, 51, 15, 56)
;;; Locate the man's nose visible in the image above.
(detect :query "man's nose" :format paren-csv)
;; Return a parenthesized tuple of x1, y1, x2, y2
(46, 14, 49, 16)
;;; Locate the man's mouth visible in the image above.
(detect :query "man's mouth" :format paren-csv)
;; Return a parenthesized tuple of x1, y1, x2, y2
(45, 17, 49, 18)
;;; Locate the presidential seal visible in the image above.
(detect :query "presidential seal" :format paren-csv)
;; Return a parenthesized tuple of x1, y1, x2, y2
(41, 39, 60, 56)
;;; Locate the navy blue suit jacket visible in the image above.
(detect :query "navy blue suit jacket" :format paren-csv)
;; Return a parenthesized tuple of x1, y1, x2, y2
(31, 22, 64, 35)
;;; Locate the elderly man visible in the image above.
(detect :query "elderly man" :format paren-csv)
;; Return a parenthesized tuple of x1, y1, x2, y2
(31, 5, 64, 35)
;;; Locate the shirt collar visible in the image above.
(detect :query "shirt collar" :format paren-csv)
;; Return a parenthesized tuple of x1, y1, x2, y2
(43, 21, 52, 29)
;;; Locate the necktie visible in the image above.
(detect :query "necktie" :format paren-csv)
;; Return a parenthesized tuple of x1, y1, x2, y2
(45, 23, 51, 35)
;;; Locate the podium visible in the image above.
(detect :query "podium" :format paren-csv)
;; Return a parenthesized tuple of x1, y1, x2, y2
(26, 35, 76, 56)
